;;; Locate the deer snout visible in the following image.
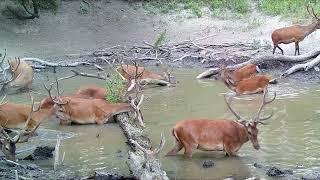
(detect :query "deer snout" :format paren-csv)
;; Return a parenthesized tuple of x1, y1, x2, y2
(253, 143, 260, 150)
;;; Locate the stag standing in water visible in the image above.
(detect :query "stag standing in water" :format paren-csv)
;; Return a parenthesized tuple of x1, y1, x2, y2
(272, 5, 320, 55)
(166, 88, 276, 158)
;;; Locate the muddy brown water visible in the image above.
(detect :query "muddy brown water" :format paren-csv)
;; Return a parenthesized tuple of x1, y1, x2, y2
(2, 67, 320, 179)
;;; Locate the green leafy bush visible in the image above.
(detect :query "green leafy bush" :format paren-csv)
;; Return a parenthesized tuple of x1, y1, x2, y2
(105, 73, 127, 103)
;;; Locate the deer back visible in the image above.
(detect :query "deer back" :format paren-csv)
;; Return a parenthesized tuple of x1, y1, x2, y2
(118, 64, 164, 80)
(232, 64, 258, 82)
(75, 85, 107, 99)
(235, 75, 270, 95)
(0, 103, 33, 129)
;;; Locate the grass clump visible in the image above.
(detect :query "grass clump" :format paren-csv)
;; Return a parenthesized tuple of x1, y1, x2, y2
(257, 0, 320, 19)
(105, 73, 127, 103)
(142, 0, 250, 17)
(208, 0, 250, 14)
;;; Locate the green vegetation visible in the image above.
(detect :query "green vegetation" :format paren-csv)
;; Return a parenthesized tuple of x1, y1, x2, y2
(257, 0, 320, 19)
(154, 30, 167, 48)
(105, 73, 127, 103)
(143, 0, 250, 17)
(7, 0, 58, 19)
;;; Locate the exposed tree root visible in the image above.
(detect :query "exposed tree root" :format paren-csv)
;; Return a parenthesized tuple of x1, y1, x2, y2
(197, 48, 320, 79)
(282, 54, 320, 77)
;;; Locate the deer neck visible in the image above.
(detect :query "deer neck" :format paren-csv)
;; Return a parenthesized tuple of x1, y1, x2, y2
(302, 21, 318, 37)
(237, 123, 249, 144)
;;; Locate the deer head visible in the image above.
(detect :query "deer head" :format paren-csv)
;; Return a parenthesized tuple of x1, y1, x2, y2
(44, 78, 69, 122)
(224, 88, 276, 150)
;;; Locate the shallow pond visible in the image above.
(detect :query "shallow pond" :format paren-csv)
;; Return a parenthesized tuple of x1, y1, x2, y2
(5, 67, 320, 179)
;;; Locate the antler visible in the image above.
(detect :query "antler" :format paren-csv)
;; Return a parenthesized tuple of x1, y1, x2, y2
(130, 133, 165, 160)
(0, 57, 21, 88)
(0, 49, 7, 73)
(43, 77, 68, 105)
(252, 88, 276, 124)
(307, 5, 319, 20)
(129, 94, 145, 127)
(224, 94, 247, 122)
(120, 62, 145, 93)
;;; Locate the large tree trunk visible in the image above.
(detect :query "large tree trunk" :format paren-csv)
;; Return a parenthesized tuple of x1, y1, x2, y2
(116, 113, 169, 180)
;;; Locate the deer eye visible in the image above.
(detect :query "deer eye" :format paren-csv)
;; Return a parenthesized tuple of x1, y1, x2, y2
(248, 131, 252, 135)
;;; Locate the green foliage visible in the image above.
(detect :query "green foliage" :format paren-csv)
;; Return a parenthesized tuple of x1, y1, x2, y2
(16, 0, 59, 12)
(105, 73, 127, 103)
(143, 0, 178, 14)
(207, 0, 250, 14)
(79, 0, 90, 14)
(257, 0, 320, 19)
(154, 30, 167, 48)
(37, 0, 59, 12)
(143, 0, 250, 17)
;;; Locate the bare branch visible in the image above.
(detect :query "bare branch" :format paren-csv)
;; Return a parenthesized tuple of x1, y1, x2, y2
(22, 58, 91, 67)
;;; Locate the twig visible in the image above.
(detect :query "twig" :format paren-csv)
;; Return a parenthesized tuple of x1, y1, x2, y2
(54, 135, 61, 171)
(71, 70, 110, 81)
(22, 58, 91, 67)
(15, 170, 18, 180)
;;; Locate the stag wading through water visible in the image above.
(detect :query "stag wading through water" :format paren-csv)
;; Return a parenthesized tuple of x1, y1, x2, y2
(166, 89, 276, 158)
(271, 5, 320, 55)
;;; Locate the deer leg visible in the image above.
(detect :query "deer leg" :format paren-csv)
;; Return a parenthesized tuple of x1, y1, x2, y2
(272, 45, 277, 54)
(277, 45, 284, 55)
(181, 141, 194, 158)
(166, 139, 183, 156)
(224, 140, 238, 157)
(295, 42, 300, 55)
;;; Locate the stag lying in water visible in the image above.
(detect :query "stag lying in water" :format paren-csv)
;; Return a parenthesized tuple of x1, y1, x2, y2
(166, 88, 276, 158)
(219, 64, 261, 83)
(0, 94, 42, 161)
(2, 57, 33, 91)
(219, 65, 271, 96)
(44, 81, 145, 127)
(116, 63, 174, 89)
(0, 94, 54, 131)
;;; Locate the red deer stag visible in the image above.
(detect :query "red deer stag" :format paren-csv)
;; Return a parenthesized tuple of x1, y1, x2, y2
(219, 64, 261, 83)
(116, 63, 173, 90)
(219, 67, 271, 96)
(271, 5, 320, 55)
(0, 94, 42, 161)
(7, 57, 33, 91)
(166, 89, 276, 158)
(44, 82, 145, 127)
(0, 94, 55, 131)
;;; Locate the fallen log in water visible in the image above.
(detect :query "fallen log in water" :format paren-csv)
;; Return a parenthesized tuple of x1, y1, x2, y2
(116, 113, 168, 180)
